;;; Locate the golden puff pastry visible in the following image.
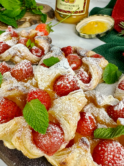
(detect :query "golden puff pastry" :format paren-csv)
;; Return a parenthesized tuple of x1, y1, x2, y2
(46, 137, 99, 166)
(84, 90, 118, 127)
(0, 44, 41, 64)
(114, 75, 124, 100)
(0, 32, 18, 46)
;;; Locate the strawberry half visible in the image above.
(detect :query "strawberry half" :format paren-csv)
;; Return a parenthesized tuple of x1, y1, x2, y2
(0, 42, 10, 54)
(61, 46, 73, 57)
(76, 112, 97, 136)
(0, 98, 22, 124)
(93, 140, 124, 166)
(27, 89, 51, 111)
(11, 60, 33, 81)
(32, 122, 64, 156)
(0, 62, 11, 75)
(76, 69, 91, 84)
(53, 74, 80, 97)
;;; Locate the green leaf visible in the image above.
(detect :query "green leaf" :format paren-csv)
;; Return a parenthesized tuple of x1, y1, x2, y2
(38, 5, 44, 10)
(0, 73, 3, 86)
(2, 8, 22, 18)
(31, 42, 35, 48)
(26, 39, 32, 48)
(41, 13, 47, 23)
(0, 13, 18, 28)
(103, 63, 122, 84)
(0, 0, 21, 10)
(94, 125, 124, 139)
(31, 9, 42, 15)
(43, 57, 60, 67)
(0, 30, 5, 35)
(23, 99, 49, 134)
(15, 8, 26, 20)
(24, 0, 37, 8)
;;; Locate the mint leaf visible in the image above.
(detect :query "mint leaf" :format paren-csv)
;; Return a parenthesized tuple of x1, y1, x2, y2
(0, 30, 5, 34)
(24, 0, 37, 8)
(31, 42, 35, 48)
(41, 13, 47, 23)
(26, 39, 32, 48)
(2, 8, 22, 18)
(0, 13, 17, 28)
(38, 5, 44, 10)
(0, 0, 21, 10)
(15, 8, 26, 20)
(0, 73, 3, 86)
(94, 125, 124, 139)
(23, 99, 49, 134)
(103, 63, 122, 84)
(43, 57, 60, 67)
(31, 9, 42, 15)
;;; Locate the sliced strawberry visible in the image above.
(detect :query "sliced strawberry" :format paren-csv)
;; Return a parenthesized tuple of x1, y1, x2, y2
(6, 26, 18, 37)
(118, 80, 124, 90)
(0, 98, 22, 124)
(30, 46, 44, 58)
(53, 74, 80, 97)
(61, 46, 73, 57)
(76, 69, 91, 84)
(35, 23, 53, 36)
(91, 54, 103, 58)
(27, 89, 51, 111)
(0, 42, 10, 54)
(11, 60, 33, 81)
(32, 122, 64, 156)
(92, 140, 124, 166)
(18, 37, 28, 46)
(66, 54, 82, 70)
(40, 63, 49, 68)
(76, 112, 97, 136)
(0, 62, 11, 75)
(107, 100, 124, 121)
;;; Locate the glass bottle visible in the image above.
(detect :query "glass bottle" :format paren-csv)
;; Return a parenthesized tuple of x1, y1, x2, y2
(55, 0, 90, 24)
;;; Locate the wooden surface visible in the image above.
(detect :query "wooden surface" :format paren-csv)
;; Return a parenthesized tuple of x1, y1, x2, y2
(0, 141, 52, 166)
(0, 3, 55, 30)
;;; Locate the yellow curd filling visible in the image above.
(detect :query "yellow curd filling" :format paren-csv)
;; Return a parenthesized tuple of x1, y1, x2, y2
(80, 21, 109, 35)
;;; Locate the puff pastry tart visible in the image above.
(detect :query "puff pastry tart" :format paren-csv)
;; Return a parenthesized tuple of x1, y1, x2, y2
(114, 75, 124, 100)
(0, 28, 124, 166)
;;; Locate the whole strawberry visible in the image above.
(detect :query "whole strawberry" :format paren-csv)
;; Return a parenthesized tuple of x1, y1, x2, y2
(92, 140, 124, 166)
(76, 112, 97, 136)
(35, 23, 53, 36)
(27, 89, 51, 111)
(0, 98, 22, 124)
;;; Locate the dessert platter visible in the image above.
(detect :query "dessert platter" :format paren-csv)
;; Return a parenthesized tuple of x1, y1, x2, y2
(0, 25, 124, 166)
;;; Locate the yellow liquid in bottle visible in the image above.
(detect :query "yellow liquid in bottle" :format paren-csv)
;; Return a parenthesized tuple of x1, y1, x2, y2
(55, 0, 90, 24)
(80, 21, 109, 34)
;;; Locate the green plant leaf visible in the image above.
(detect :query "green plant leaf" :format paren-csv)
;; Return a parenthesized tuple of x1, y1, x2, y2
(26, 39, 32, 48)
(43, 57, 60, 67)
(0, 13, 17, 28)
(0, 30, 5, 34)
(94, 125, 124, 139)
(0, 73, 3, 86)
(38, 5, 44, 10)
(15, 8, 26, 20)
(0, 0, 21, 10)
(2, 8, 22, 18)
(41, 13, 47, 23)
(103, 63, 122, 84)
(31, 9, 42, 15)
(24, 0, 37, 8)
(23, 99, 49, 134)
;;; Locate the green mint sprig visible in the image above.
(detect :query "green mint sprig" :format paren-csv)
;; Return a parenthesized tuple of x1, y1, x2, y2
(0, 0, 47, 28)
(43, 56, 60, 67)
(26, 39, 35, 49)
(94, 125, 124, 139)
(23, 99, 49, 134)
(103, 63, 122, 84)
(0, 30, 5, 35)
(0, 72, 3, 86)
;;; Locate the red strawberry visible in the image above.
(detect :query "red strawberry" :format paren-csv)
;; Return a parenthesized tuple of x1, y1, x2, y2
(91, 54, 103, 58)
(76, 69, 91, 84)
(76, 112, 97, 136)
(0, 42, 10, 54)
(6, 26, 18, 37)
(35, 23, 53, 36)
(11, 60, 33, 81)
(118, 80, 124, 90)
(32, 122, 64, 156)
(53, 74, 80, 97)
(0, 62, 11, 75)
(92, 140, 124, 166)
(107, 100, 124, 121)
(0, 98, 22, 124)
(61, 46, 73, 57)
(30, 46, 44, 58)
(18, 37, 28, 46)
(27, 89, 51, 111)
(66, 54, 82, 70)
(40, 63, 49, 68)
